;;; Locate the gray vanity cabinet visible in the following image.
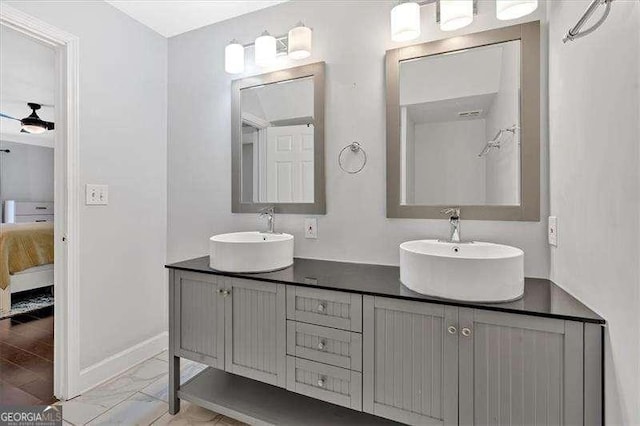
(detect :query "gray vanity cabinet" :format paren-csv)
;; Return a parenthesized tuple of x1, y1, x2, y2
(169, 264, 603, 424)
(458, 309, 586, 426)
(173, 270, 226, 369)
(171, 271, 286, 388)
(362, 296, 460, 425)
(363, 297, 597, 426)
(224, 278, 286, 388)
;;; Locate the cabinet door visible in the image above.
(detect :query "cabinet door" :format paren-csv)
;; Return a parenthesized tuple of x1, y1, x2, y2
(459, 309, 584, 426)
(225, 278, 286, 388)
(362, 296, 459, 426)
(174, 271, 226, 369)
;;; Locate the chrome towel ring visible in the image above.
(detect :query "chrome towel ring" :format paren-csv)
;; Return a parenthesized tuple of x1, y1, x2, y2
(338, 142, 367, 174)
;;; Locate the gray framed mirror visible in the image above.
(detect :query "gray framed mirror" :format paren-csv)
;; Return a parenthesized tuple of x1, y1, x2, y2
(232, 62, 325, 214)
(386, 22, 540, 221)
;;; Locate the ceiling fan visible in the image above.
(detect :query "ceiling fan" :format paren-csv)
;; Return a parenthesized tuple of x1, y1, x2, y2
(0, 102, 55, 134)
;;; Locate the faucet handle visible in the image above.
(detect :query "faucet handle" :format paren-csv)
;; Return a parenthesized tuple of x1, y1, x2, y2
(441, 208, 460, 218)
(258, 206, 275, 217)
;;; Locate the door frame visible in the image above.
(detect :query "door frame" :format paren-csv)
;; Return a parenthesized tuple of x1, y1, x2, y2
(0, 4, 81, 400)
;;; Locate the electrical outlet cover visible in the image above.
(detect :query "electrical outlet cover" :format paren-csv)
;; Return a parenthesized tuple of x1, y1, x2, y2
(548, 216, 558, 247)
(304, 218, 318, 239)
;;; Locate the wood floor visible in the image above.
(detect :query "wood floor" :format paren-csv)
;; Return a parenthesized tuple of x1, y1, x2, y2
(0, 306, 56, 405)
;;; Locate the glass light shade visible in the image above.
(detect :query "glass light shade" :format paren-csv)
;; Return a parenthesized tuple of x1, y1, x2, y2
(254, 31, 276, 67)
(21, 124, 46, 134)
(440, 0, 474, 31)
(391, 2, 421, 42)
(225, 42, 244, 74)
(288, 24, 312, 60)
(496, 0, 538, 20)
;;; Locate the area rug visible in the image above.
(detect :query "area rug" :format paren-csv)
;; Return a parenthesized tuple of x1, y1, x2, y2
(0, 292, 54, 320)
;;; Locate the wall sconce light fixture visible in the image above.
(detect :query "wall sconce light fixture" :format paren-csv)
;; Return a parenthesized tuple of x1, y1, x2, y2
(225, 23, 314, 74)
(390, 0, 538, 42)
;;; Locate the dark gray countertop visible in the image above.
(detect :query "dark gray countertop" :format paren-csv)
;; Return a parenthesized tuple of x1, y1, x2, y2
(166, 256, 605, 324)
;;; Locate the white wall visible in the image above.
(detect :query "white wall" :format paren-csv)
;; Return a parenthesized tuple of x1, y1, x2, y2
(0, 141, 54, 220)
(4, 0, 168, 374)
(548, 1, 640, 424)
(167, 0, 549, 277)
(412, 120, 487, 205)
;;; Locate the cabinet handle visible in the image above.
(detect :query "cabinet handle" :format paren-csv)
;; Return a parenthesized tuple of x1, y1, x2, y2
(447, 325, 457, 335)
(218, 289, 230, 297)
(461, 327, 472, 337)
(317, 376, 326, 388)
(317, 302, 326, 313)
(317, 340, 326, 351)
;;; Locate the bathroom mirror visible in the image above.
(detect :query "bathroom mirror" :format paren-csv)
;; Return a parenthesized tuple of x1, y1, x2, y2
(232, 62, 325, 214)
(386, 22, 540, 221)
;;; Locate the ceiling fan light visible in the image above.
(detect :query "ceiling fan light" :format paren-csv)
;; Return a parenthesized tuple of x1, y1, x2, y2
(440, 0, 474, 31)
(21, 122, 47, 134)
(288, 23, 312, 60)
(496, 0, 538, 20)
(391, 2, 421, 42)
(225, 41, 245, 74)
(255, 31, 276, 67)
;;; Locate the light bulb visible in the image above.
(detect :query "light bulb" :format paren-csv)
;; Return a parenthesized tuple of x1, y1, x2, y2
(255, 31, 276, 67)
(391, 2, 421, 42)
(288, 23, 312, 60)
(496, 0, 538, 20)
(225, 41, 244, 74)
(440, 0, 474, 32)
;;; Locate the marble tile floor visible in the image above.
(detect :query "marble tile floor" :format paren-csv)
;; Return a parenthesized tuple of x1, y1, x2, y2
(58, 351, 247, 425)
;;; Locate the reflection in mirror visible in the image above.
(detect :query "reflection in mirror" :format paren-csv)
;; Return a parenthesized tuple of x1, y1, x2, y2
(240, 76, 314, 204)
(399, 40, 521, 206)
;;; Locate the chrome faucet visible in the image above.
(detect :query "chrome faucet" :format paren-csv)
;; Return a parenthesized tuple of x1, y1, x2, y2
(258, 206, 276, 233)
(441, 208, 461, 243)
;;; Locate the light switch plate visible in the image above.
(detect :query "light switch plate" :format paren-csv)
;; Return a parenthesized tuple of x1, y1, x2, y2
(548, 216, 558, 247)
(304, 218, 318, 239)
(86, 184, 109, 205)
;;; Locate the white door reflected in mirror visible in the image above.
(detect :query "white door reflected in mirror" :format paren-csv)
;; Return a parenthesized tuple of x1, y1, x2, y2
(240, 76, 314, 204)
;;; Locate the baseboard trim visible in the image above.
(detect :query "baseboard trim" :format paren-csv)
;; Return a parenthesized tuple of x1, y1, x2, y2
(78, 331, 168, 394)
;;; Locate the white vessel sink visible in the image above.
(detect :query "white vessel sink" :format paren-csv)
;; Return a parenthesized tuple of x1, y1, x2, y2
(209, 232, 294, 273)
(400, 240, 524, 302)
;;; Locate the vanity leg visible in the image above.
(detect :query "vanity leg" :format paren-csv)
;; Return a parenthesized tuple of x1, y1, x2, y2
(169, 355, 180, 414)
(168, 270, 180, 414)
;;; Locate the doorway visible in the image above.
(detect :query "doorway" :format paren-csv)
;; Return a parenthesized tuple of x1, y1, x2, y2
(0, 4, 80, 402)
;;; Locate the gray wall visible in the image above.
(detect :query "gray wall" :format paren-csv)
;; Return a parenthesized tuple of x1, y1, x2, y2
(0, 141, 54, 219)
(6, 0, 168, 371)
(548, 1, 640, 424)
(167, 0, 550, 277)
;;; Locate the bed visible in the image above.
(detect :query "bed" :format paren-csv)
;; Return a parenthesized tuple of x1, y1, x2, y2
(0, 201, 54, 315)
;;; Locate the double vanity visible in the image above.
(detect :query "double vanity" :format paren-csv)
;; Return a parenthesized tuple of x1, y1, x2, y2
(166, 230, 604, 425)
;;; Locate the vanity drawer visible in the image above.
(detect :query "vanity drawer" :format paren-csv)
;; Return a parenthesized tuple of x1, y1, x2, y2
(286, 356, 362, 411)
(286, 286, 362, 332)
(287, 321, 362, 371)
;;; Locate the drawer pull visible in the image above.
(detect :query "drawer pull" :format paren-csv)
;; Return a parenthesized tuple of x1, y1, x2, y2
(35, 206, 47, 210)
(317, 340, 326, 351)
(461, 327, 472, 337)
(447, 325, 457, 335)
(317, 376, 326, 388)
(317, 302, 326, 313)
